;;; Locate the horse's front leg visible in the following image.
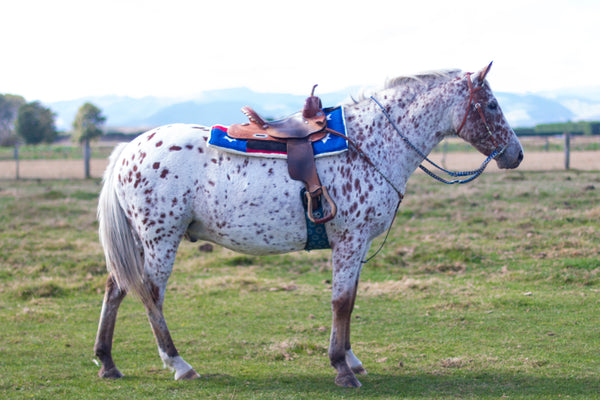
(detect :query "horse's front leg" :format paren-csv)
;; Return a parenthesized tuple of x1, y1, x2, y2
(329, 241, 369, 388)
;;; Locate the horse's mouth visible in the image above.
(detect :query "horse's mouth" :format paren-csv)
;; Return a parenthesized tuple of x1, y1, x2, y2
(495, 141, 524, 169)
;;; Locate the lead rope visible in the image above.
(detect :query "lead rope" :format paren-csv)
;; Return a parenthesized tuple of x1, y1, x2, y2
(325, 87, 503, 262)
(370, 96, 504, 184)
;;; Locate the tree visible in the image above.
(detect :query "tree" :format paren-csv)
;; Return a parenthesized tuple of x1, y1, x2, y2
(72, 102, 106, 178)
(72, 102, 106, 143)
(15, 101, 57, 145)
(0, 94, 26, 146)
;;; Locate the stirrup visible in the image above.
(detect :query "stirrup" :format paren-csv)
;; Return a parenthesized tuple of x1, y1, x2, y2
(305, 186, 337, 224)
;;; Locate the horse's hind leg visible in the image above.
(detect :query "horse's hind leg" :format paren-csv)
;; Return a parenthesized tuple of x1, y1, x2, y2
(143, 280, 200, 380)
(94, 274, 127, 378)
(141, 245, 200, 380)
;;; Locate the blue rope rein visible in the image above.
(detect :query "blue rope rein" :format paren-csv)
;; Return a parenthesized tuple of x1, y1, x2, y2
(370, 96, 504, 185)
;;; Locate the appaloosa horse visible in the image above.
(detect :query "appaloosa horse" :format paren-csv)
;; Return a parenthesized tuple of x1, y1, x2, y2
(94, 63, 523, 387)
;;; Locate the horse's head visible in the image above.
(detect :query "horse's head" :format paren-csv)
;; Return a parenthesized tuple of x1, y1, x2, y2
(454, 63, 523, 169)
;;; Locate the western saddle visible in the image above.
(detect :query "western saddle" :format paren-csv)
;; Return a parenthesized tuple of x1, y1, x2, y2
(228, 85, 337, 224)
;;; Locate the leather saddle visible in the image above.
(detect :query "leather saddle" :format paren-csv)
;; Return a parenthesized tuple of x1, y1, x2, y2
(228, 85, 337, 224)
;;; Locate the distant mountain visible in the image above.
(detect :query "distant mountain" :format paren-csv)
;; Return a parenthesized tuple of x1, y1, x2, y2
(47, 88, 357, 131)
(537, 86, 600, 121)
(495, 92, 575, 127)
(49, 95, 175, 129)
(46, 86, 600, 131)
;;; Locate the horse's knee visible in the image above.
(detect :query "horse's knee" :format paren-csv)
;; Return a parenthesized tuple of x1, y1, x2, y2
(105, 274, 127, 301)
(331, 290, 355, 316)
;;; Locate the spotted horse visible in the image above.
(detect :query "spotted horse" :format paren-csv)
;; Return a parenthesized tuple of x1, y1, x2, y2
(94, 63, 523, 387)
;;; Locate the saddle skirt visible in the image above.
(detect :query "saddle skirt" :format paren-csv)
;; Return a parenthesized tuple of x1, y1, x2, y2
(208, 106, 348, 159)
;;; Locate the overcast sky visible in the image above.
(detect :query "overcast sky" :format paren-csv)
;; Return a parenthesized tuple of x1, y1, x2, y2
(2, 0, 598, 102)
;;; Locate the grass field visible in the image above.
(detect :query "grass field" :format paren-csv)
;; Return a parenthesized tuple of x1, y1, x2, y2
(1, 169, 599, 399)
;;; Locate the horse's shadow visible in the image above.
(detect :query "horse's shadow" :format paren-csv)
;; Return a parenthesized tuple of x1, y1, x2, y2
(195, 371, 599, 398)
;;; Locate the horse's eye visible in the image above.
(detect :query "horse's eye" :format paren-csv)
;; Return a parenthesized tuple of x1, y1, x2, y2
(488, 101, 498, 111)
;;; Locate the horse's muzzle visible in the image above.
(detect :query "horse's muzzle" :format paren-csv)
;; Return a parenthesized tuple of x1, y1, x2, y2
(495, 136, 524, 169)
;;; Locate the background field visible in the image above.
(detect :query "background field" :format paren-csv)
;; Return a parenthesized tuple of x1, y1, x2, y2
(0, 158, 599, 398)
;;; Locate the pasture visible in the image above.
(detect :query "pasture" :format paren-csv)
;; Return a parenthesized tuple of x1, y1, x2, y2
(1, 168, 599, 399)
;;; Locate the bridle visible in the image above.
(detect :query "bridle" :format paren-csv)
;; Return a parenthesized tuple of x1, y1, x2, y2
(325, 72, 507, 190)
(456, 72, 501, 149)
(324, 72, 507, 262)
(369, 72, 506, 185)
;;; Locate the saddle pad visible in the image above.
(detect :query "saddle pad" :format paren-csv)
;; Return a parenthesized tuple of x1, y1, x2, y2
(208, 106, 348, 159)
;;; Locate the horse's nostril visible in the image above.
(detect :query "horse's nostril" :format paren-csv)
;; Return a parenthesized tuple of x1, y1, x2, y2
(518, 150, 524, 163)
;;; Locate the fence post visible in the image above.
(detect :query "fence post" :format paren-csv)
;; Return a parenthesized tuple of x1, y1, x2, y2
(564, 131, 570, 170)
(14, 143, 20, 180)
(84, 139, 91, 179)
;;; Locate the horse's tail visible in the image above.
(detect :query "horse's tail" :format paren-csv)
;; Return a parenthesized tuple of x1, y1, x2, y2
(98, 143, 155, 309)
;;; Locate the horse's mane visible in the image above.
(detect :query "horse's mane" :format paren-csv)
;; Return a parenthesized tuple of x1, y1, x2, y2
(348, 69, 462, 104)
(384, 69, 462, 91)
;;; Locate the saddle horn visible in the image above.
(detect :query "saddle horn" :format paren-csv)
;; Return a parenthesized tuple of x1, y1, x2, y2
(303, 84, 323, 119)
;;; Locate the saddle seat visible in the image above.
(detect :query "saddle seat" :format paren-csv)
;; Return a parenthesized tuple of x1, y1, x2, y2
(227, 92, 327, 142)
(227, 85, 337, 224)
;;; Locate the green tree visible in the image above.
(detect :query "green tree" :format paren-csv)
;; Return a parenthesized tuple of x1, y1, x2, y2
(73, 102, 106, 178)
(0, 94, 26, 146)
(15, 101, 57, 145)
(72, 102, 106, 143)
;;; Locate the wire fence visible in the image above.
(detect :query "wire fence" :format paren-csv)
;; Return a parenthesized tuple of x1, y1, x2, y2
(1, 134, 599, 180)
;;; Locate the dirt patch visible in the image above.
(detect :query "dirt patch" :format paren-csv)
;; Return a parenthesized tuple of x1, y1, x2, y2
(1, 151, 599, 180)
(425, 151, 600, 172)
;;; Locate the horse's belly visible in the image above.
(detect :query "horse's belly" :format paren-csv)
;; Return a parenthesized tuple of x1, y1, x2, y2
(187, 196, 308, 255)
(189, 163, 310, 255)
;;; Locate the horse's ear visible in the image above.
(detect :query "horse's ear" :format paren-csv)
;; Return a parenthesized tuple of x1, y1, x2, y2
(475, 61, 493, 85)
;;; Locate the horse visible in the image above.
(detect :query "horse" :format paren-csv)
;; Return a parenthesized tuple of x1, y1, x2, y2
(94, 63, 523, 388)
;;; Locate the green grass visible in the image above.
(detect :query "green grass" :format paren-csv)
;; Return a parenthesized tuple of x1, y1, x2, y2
(1, 171, 599, 399)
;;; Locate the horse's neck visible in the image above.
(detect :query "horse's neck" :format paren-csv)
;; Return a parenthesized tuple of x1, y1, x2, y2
(346, 84, 457, 190)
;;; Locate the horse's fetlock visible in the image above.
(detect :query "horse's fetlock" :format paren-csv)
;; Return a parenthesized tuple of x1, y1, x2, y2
(329, 351, 347, 368)
(94, 344, 110, 359)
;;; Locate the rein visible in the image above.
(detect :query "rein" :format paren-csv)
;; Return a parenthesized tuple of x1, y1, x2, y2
(370, 72, 505, 185)
(323, 127, 404, 264)
(323, 73, 505, 262)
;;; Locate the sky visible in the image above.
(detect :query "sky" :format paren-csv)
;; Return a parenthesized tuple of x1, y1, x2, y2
(1, 0, 599, 103)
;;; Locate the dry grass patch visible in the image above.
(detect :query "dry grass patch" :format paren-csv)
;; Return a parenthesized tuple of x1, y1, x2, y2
(265, 338, 327, 361)
(176, 267, 312, 295)
(359, 277, 445, 297)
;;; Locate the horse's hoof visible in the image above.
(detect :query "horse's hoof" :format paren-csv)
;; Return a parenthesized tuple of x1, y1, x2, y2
(352, 365, 368, 375)
(176, 369, 201, 380)
(99, 366, 123, 379)
(335, 372, 362, 388)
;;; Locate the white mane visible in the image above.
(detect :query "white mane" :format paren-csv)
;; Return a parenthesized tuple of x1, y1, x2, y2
(349, 69, 462, 104)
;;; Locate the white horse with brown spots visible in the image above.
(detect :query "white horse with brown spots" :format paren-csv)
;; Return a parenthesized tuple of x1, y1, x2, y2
(94, 64, 523, 387)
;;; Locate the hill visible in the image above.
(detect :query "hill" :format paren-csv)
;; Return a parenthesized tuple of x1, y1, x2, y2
(47, 86, 600, 131)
